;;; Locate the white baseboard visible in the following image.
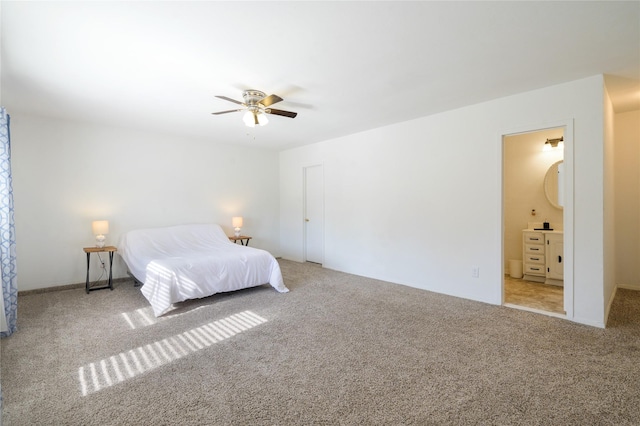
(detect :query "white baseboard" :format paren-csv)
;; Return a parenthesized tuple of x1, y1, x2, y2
(604, 286, 618, 327)
(618, 283, 640, 291)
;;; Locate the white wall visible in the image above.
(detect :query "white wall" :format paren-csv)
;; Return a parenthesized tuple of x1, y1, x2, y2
(12, 115, 280, 290)
(604, 87, 617, 321)
(614, 109, 640, 290)
(280, 75, 607, 327)
(503, 129, 564, 274)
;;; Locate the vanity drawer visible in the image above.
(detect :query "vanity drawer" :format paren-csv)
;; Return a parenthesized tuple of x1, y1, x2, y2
(524, 264, 545, 275)
(525, 243, 545, 254)
(525, 253, 545, 264)
(523, 232, 544, 244)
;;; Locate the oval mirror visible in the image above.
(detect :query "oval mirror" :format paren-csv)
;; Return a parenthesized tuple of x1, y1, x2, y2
(544, 160, 563, 210)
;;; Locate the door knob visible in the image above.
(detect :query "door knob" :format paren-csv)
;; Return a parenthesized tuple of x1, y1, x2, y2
(305, 218, 310, 222)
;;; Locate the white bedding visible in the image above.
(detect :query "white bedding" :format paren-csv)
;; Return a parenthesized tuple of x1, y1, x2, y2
(119, 223, 288, 316)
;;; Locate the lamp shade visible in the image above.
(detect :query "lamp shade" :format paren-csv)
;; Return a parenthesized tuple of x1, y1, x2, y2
(92, 220, 109, 235)
(243, 111, 256, 127)
(242, 111, 268, 127)
(257, 112, 268, 126)
(232, 217, 243, 228)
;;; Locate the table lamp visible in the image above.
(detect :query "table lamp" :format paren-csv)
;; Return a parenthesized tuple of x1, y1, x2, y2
(92, 220, 109, 248)
(232, 217, 243, 237)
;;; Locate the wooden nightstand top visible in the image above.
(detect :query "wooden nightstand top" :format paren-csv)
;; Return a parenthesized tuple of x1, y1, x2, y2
(83, 246, 117, 253)
(229, 236, 252, 246)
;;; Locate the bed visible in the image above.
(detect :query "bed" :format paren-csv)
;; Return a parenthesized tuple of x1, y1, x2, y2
(118, 223, 288, 316)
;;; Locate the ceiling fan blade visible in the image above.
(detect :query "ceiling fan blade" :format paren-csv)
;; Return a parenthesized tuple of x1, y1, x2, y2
(211, 109, 244, 115)
(215, 95, 244, 105)
(260, 94, 283, 107)
(266, 108, 297, 118)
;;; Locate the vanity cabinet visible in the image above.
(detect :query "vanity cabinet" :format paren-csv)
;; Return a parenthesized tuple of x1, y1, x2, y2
(522, 230, 563, 285)
(523, 231, 546, 280)
(545, 233, 564, 282)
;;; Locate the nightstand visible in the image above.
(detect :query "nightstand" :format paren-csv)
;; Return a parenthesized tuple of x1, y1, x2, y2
(83, 246, 117, 294)
(228, 236, 252, 246)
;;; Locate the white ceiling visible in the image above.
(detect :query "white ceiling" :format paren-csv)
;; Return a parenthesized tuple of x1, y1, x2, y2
(2, 1, 639, 150)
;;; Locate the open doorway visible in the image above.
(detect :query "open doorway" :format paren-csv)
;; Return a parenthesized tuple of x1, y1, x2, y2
(503, 128, 565, 316)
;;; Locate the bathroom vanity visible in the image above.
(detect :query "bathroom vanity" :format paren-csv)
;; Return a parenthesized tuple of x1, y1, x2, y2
(522, 229, 564, 286)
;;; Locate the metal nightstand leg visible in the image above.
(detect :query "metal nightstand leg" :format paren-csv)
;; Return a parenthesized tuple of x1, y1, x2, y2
(85, 250, 115, 293)
(108, 251, 114, 290)
(85, 252, 91, 294)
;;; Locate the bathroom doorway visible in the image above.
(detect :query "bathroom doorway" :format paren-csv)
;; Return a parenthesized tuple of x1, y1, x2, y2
(503, 127, 565, 316)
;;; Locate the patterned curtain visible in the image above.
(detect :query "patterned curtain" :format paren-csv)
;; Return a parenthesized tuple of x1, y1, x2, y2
(0, 107, 17, 337)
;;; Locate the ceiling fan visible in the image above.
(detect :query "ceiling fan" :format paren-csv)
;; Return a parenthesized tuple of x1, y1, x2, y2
(212, 90, 298, 127)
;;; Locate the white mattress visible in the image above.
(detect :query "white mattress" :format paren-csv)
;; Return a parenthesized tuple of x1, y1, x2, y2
(119, 223, 288, 316)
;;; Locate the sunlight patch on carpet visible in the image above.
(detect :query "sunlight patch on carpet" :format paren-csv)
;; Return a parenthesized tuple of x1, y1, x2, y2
(78, 310, 267, 396)
(121, 307, 157, 329)
(121, 305, 210, 329)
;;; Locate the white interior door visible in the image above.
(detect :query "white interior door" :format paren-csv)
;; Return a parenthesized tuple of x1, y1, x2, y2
(304, 165, 323, 264)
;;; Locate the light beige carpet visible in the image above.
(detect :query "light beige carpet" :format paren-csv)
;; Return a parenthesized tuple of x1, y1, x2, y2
(1, 260, 639, 425)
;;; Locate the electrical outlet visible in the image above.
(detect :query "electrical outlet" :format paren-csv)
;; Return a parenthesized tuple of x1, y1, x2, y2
(100, 261, 105, 269)
(472, 267, 480, 278)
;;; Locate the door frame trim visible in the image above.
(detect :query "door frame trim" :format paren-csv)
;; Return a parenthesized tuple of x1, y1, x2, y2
(500, 119, 574, 320)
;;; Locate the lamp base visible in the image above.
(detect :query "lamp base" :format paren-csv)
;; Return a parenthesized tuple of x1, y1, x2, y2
(234, 228, 241, 237)
(96, 235, 106, 248)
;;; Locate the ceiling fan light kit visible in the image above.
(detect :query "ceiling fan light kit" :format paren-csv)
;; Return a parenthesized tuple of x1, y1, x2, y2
(242, 110, 268, 127)
(213, 90, 298, 128)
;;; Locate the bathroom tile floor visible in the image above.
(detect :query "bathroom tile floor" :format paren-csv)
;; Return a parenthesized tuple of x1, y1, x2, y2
(504, 276, 565, 314)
